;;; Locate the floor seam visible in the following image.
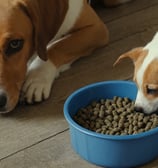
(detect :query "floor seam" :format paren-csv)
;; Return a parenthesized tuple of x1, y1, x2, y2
(0, 128, 69, 162)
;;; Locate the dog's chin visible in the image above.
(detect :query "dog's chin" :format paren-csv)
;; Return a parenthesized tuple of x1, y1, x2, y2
(0, 106, 15, 114)
(134, 104, 157, 114)
(146, 109, 158, 115)
(0, 109, 11, 114)
(0, 100, 18, 114)
(140, 106, 158, 115)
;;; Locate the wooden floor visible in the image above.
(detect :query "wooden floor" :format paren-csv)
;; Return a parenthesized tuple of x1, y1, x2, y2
(1, 0, 158, 167)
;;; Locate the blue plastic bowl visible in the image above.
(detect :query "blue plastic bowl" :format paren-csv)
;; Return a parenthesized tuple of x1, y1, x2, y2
(64, 80, 158, 168)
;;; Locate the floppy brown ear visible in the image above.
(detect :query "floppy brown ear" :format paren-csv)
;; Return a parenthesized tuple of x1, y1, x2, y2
(113, 47, 145, 66)
(18, 1, 47, 61)
(17, 0, 68, 61)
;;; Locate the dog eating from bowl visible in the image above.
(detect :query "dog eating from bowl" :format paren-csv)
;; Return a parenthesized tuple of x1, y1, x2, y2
(115, 32, 158, 114)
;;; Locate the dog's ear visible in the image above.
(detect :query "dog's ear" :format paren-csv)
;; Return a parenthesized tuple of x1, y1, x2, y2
(113, 47, 147, 66)
(17, 0, 68, 61)
(17, 1, 48, 61)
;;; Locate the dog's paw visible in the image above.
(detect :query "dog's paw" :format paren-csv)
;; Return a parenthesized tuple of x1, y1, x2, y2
(21, 58, 57, 104)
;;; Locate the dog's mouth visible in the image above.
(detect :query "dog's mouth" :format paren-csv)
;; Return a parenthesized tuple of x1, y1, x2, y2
(0, 91, 20, 114)
(134, 105, 158, 115)
(0, 103, 16, 114)
(147, 109, 158, 115)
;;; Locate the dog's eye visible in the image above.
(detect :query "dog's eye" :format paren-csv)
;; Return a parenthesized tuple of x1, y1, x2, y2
(146, 86, 158, 95)
(5, 39, 24, 56)
(147, 88, 157, 94)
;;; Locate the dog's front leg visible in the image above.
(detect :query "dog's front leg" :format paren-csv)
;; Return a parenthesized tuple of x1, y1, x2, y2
(22, 55, 70, 103)
(21, 56, 58, 103)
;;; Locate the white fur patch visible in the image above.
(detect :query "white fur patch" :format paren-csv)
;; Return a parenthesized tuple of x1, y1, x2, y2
(135, 90, 158, 114)
(50, 0, 83, 42)
(22, 57, 57, 103)
(22, 56, 71, 103)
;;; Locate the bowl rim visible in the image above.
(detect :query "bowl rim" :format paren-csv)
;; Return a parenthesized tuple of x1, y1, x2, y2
(64, 80, 158, 140)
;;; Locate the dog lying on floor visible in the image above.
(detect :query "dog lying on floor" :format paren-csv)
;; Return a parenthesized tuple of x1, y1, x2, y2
(0, 0, 131, 113)
(114, 32, 158, 114)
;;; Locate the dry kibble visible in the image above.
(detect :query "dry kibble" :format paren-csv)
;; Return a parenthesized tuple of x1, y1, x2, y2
(138, 122, 144, 128)
(123, 122, 128, 128)
(118, 121, 124, 128)
(100, 105, 105, 111)
(106, 115, 113, 121)
(132, 120, 137, 126)
(96, 128, 102, 133)
(100, 99, 105, 105)
(94, 106, 99, 111)
(102, 125, 107, 131)
(104, 119, 112, 127)
(92, 101, 97, 107)
(128, 125, 133, 134)
(99, 110, 105, 118)
(95, 122, 101, 129)
(133, 126, 138, 131)
(143, 116, 150, 123)
(97, 119, 104, 125)
(114, 115, 119, 121)
(93, 110, 99, 116)
(74, 96, 158, 135)
(90, 115, 97, 121)
(112, 121, 118, 128)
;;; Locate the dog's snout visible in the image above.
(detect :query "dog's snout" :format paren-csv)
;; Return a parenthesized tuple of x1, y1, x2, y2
(134, 106, 144, 113)
(0, 91, 7, 109)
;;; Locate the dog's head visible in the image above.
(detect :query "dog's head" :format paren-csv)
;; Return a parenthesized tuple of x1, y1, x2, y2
(114, 32, 158, 114)
(0, 1, 34, 113)
(0, 0, 58, 113)
(0, 0, 67, 113)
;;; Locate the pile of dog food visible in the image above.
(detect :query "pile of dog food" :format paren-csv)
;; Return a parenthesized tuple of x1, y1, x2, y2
(73, 96, 158, 135)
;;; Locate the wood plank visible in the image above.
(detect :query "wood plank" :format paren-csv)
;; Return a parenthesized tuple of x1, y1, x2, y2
(106, 5, 158, 43)
(95, 0, 158, 23)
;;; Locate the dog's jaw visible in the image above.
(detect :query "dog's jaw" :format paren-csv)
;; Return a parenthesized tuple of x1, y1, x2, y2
(135, 90, 158, 114)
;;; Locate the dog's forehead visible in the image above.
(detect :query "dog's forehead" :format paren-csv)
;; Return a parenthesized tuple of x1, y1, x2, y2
(136, 32, 158, 88)
(0, 3, 32, 40)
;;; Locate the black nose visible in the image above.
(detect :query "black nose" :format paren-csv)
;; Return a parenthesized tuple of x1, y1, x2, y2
(0, 92, 7, 108)
(134, 106, 144, 113)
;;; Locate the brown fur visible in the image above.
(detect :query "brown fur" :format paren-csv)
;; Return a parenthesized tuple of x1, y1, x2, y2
(0, 0, 109, 112)
(0, 1, 34, 110)
(47, 0, 109, 67)
(17, 0, 69, 61)
(114, 47, 148, 82)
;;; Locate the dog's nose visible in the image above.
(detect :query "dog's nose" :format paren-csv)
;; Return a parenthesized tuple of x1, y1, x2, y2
(134, 106, 144, 113)
(0, 91, 7, 108)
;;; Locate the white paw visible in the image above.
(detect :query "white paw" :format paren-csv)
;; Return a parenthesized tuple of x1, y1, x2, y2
(21, 57, 58, 104)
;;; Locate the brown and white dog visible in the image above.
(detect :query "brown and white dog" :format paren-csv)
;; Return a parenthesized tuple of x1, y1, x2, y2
(0, 0, 131, 113)
(114, 32, 158, 114)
